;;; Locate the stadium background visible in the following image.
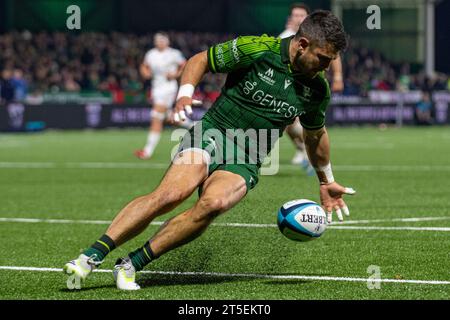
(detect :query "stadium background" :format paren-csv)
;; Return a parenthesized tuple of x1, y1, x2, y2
(1, 0, 450, 130)
(0, 0, 449, 301)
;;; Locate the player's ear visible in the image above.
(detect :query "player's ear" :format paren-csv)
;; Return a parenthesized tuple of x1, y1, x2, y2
(298, 37, 309, 54)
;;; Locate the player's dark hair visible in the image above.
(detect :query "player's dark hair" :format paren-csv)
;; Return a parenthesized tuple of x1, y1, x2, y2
(295, 10, 348, 52)
(290, 2, 311, 15)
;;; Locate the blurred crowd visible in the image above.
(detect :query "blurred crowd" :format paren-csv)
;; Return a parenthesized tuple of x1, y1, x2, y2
(1, 30, 450, 105)
(342, 42, 450, 96)
(0, 31, 230, 104)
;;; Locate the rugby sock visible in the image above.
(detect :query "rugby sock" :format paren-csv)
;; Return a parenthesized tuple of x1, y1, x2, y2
(144, 132, 161, 157)
(83, 234, 116, 262)
(129, 242, 157, 271)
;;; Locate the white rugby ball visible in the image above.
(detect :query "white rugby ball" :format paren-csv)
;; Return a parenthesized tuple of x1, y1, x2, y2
(277, 199, 327, 241)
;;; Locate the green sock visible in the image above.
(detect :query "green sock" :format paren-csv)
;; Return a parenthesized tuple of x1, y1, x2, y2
(129, 242, 157, 271)
(83, 234, 116, 262)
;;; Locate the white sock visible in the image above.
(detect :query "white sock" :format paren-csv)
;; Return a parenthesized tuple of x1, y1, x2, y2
(144, 132, 161, 157)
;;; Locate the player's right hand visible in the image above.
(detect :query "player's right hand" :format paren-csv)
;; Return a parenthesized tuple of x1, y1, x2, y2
(173, 97, 202, 123)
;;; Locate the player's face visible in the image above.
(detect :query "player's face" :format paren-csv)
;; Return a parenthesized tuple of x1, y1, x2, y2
(154, 35, 169, 50)
(290, 8, 308, 28)
(293, 40, 337, 78)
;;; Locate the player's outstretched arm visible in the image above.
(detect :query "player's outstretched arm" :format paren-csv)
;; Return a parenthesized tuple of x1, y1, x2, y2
(173, 51, 209, 122)
(303, 127, 355, 223)
(330, 56, 344, 92)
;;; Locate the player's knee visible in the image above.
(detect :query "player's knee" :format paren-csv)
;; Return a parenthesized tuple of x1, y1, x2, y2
(194, 196, 227, 221)
(155, 189, 185, 207)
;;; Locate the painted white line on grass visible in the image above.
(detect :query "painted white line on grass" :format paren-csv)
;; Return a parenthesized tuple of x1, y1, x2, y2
(1, 217, 450, 231)
(0, 162, 165, 169)
(334, 216, 450, 225)
(65, 162, 168, 169)
(328, 226, 450, 231)
(0, 162, 56, 168)
(1, 216, 449, 226)
(0, 266, 448, 285)
(0, 217, 112, 225)
(2, 162, 450, 171)
(332, 165, 450, 172)
(0, 142, 27, 148)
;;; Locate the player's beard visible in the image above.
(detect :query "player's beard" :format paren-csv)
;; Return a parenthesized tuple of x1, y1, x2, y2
(292, 51, 318, 79)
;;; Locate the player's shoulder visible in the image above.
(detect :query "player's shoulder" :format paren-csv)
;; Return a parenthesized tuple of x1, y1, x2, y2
(294, 71, 331, 107)
(163, 47, 181, 57)
(235, 34, 282, 54)
(167, 47, 180, 53)
(311, 72, 331, 101)
(145, 48, 157, 56)
(239, 34, 281, 46)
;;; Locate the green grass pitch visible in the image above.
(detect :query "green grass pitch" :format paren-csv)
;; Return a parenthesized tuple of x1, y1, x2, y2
(0, 126, 449, 299)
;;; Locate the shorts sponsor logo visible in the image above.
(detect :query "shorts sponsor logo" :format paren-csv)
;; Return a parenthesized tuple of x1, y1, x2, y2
(170, 122, 281, 175)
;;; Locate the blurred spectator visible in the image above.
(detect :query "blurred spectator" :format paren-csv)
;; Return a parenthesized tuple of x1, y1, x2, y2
(0, 69, 15, 104)
(415, 91, 433, 125)
(11, 69, 28, 101)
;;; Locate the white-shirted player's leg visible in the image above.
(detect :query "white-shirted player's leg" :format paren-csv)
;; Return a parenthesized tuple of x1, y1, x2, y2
(286, 118, 306, 162)
(135, 103, 166, 159)
(286, 118, 313, 175)
(145, 103, 166, 157)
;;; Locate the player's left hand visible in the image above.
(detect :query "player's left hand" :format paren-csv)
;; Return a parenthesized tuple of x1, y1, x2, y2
(319, 181, 355, 223)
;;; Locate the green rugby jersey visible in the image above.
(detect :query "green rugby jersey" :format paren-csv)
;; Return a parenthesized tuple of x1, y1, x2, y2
(205, 35, 331, 132)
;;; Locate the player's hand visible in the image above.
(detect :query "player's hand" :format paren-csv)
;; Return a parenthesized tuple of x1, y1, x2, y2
(172, 97, 202, 123)
(319, 181, 355, 223)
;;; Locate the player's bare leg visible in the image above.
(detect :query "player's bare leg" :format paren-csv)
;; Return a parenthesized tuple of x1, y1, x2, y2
(135, 103, 167, 159)
(150, 170, 246, 256)
(113, 170, 247, 290)
(64, 150, 208, 287)
(107, 150, 209, 246)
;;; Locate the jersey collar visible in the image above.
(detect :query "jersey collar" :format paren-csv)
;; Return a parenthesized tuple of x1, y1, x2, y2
(281, 35, 294, 73)
(281, 36, 293, 65)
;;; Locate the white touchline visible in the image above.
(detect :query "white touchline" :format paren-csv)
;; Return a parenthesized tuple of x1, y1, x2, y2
(0, 216, 450, 231)
(337, 216, 450, 225)
(0, 266, 448, 285)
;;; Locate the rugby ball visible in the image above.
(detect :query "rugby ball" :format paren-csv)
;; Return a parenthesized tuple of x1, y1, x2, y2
(277, 199, 327, 241)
